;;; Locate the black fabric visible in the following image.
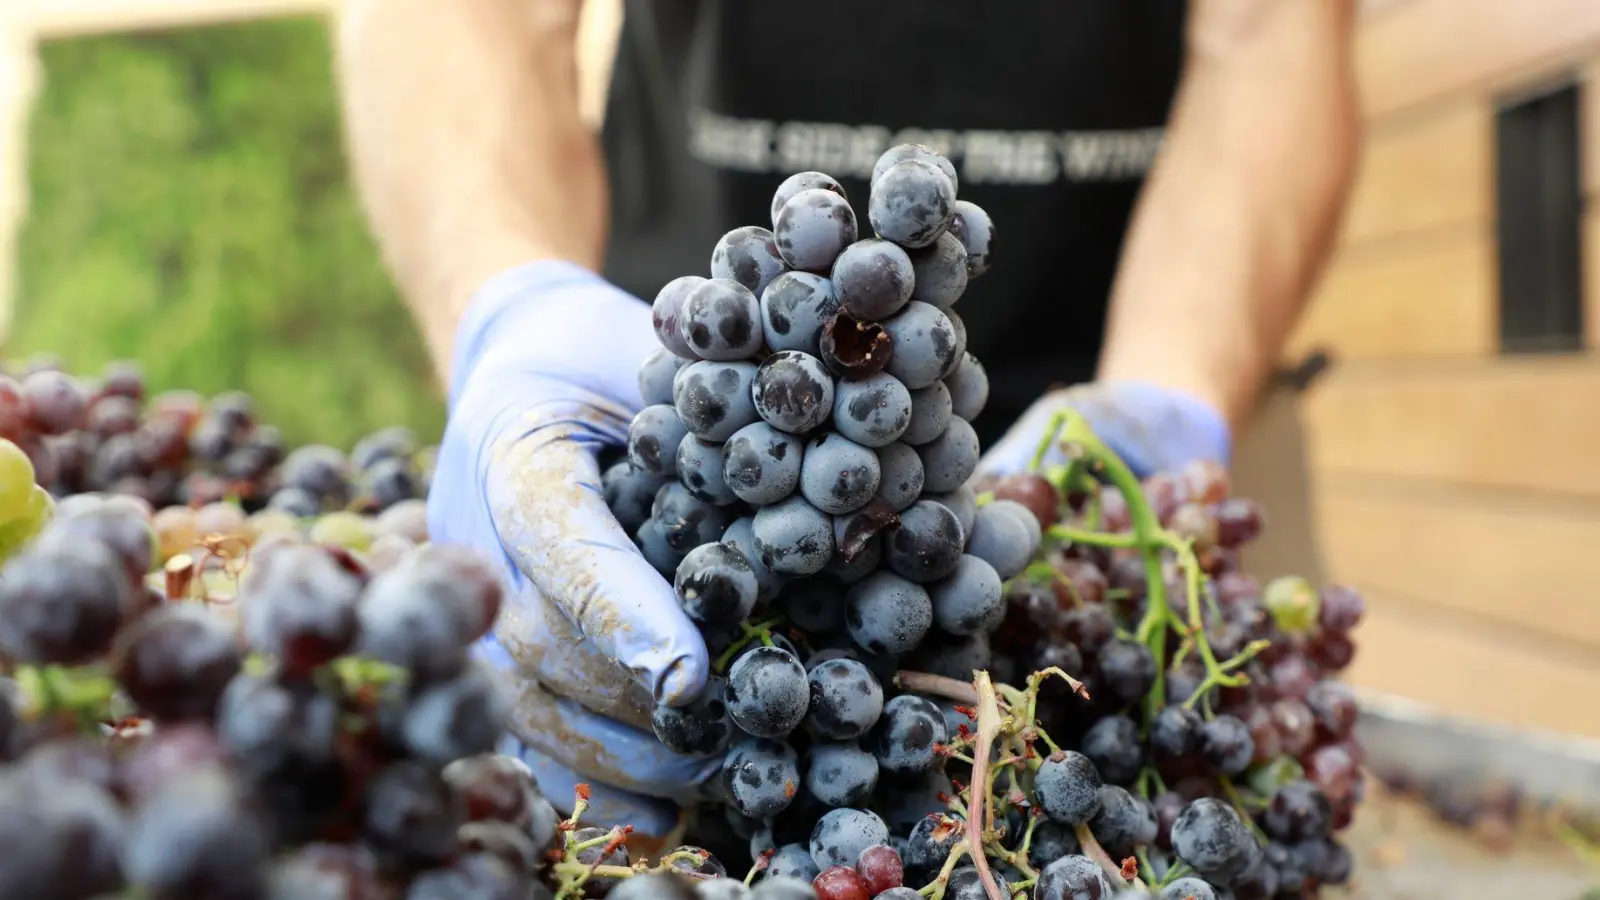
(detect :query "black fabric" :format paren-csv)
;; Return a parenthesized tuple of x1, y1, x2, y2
(601, 0, 1187, 445)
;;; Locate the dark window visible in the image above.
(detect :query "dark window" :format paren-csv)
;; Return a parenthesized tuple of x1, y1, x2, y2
(1496, 82, 1585, 353)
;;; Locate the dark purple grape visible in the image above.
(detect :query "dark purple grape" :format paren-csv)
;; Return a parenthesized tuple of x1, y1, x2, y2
(721, 737, 800, 819)
(751, 495, 833, 576)
(805, 657, 883, 740)
(869, 159, 955, 249)
(113, 605, 241, 722)
(831, 373, 912, 449)
(239, 544, 362, 676)
(1262, 779, 1333, 843)
(711, 226, 786, 298)
(771, 171, 847, 225)
(1317, 585, 1365, 633)
(1036, 751, 1103, 825)
(880, 302, 957, 391)
(1305, 680, 1360, 741)
(1171, 798, 1256, 885)
(1160, 877, 1219, 900)
(722, 422, 803, 506)
(1098, 639, 1158, 706)
(907, 231, 968, 309)
(804, 743, 879, 808)
(652, 676, 734, 758)
(844, 571, 931, 657)
(22, 370, 88, 435)
(362, 761, 466, 867)
(1034, 855, 1113, 900)
(873, 442, 923, 512)
(351, 425, 416, 472)
(676, 542, 759, 626)
(924, 485, 976, 537)
(964, 503, 1033, 581)
(901, 382, 952, 446)
(884, 499, 963, 583)
(869, 695, 947, 777)
(402, 659, 511, 766)
(721, 517, 788, 603)
(1082, 715, 1144, 785)
(831, 239, 914, 321)
(916, 417, 979, 493)
(778, 577, 845, 634)
(942, 353, 988, 421)
(753, 351, 834, 434)
(674, 360, 760, 443)
(122, 769, 270, 899)
(1199, 715, 1255, 776)
(680, 278, 764, 362)
(268, 487, 320, 519)
(775, 188, 857, 272)
(903, 814, 962, 883)
(639, 347, 688, 406)
(947, 201, 993, 277)
(603, 460, 668, 532)
(766, 843, 821, 883)
(280, 445, 352, 508)
(1090, 785, 1158, 857)
(653, 275, 707, 359)
(362, 456, 418, 510)
(928, 554, 1003, 636)
(38, 502, 155, 585)
(1149, 705, 1203, 761)
(654, 482, 736, 553)
(727, 645, 809, 738)
(809, 808, 888, 870)
(760, 271, 839, 358)
(0, 540, 131, 664)
(800, 433, 881, 516)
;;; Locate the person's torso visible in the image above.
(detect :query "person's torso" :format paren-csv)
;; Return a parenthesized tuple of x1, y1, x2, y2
(601, 0, 1186, 441)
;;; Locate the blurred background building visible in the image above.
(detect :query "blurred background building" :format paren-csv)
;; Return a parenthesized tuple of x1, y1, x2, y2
(2, 0, 1600, 742)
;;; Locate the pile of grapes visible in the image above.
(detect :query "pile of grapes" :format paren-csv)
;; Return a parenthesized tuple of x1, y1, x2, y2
(585, 146, 1369, 899)
(0, 355, 432, 520)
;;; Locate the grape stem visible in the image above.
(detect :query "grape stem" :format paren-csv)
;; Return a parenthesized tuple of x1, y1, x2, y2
(1072, 822, 1128, 887)
(710, 617, 785, 673)
(966, 671, 1007, 900)
(917, 839, 972, 899)
(896, 670, 981, 705)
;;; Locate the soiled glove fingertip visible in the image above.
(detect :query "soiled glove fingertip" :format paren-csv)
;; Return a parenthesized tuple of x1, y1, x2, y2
(655, 651, 711, 709)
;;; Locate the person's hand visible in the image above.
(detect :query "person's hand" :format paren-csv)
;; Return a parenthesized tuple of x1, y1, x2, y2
(974, 381, 1231, 480)
(426, 261, 720, 837)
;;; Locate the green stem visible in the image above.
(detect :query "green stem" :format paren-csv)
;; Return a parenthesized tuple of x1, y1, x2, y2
(1045, 524, 1141, 549)
(711, 617, 785, 672)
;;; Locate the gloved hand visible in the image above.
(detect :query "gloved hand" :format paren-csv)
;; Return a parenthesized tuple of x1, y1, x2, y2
(427, 260, 720, 837)
(974, 381, 1231, 481)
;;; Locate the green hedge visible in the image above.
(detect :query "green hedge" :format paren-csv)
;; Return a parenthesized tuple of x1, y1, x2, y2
(12, 15, 444, 450)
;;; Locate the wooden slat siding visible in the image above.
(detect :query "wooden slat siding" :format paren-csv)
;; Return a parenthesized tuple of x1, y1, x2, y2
(1290, 226, 1496, 359)
(1346, 599, 1600, 738)
(1302, 357, 1600, 498)
(1338, 100, 1492, 247)
(1357, 0, 1600, 121)
(1587, 210, 1600, 349)
(1314, 477, 1600, 651)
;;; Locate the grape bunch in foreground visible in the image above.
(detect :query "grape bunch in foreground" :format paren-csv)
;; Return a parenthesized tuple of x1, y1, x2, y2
(0, 492, 564, 898)
(588, 145, 1369, 899)
(0, 355, 433, 521)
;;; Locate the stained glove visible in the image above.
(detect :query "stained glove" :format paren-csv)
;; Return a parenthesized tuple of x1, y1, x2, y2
(427, 260, 720, 837)
(973, 381, 1231, 481)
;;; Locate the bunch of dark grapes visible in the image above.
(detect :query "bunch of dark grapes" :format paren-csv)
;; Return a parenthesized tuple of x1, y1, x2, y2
(597, 147, 1368, 900)
(0, 491, 576, 899)
(0, 356, 434, 523)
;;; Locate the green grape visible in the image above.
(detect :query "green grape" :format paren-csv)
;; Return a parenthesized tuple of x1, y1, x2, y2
(1264, 574, 1320, 634)
(0, 438, 36, 518)
(308, 510, 374, 552)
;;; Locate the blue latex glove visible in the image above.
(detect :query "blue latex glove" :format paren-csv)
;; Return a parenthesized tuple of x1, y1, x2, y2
(974, 381, 1231, 480)
(427, 261, 720, 836)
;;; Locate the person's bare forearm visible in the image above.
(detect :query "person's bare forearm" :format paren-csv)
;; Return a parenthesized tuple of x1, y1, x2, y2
(1097, 0, 1359, 430)
(336, 0, 608, 379)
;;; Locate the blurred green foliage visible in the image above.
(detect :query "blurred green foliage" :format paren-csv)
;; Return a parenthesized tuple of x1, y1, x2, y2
(12, 15, 444, 450)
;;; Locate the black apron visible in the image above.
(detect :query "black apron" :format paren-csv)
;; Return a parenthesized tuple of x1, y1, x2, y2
(601, 0, 1187, 446)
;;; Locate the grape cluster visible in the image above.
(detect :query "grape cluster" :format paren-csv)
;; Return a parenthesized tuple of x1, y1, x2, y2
(0, 356, 433, 522)
(0, 491, 564, 898)
(597, 148, 1369, 900)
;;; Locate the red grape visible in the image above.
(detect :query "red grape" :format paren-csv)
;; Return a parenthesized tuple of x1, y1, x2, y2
(1317, 585, 1365, 632)
(1141, 473, 1185, 524)
(1051, 557, 1108, 608)
(1213, 497, 1264, 548)
(22, 370, 89, 435)
(1310, 631, 1356, 671)
(1167, 502, 1216, 551)
(1244, 704, 1283, 764)
(1271, 699, 1317, 757)
(855, 844, 904, 893)
(0, 375, 27, 439)
(1267, 654, 1317, 700)
(1306, 744, 1358, 804)
(1180, 458, 1231, 504)
(989, 472, 1060, 528)
(813, 865, 870, 900)
(1304, 680, 1359, 741)
(1099, 487, 1131, 532)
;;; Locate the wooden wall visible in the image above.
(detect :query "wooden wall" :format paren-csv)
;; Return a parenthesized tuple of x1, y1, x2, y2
(1280, 0, 1600, 738)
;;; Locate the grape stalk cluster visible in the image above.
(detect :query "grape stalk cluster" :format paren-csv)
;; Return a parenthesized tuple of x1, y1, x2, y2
(587, 146, 1368, 900)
